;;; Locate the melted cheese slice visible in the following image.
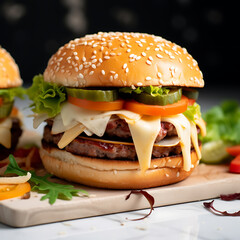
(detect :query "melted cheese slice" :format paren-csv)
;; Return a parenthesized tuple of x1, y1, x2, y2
(0, 118, 12, 148)
(127, 116, 161, 171)
(60, 102, 141, 137)
(58, 123, 85, 149)
(162, 114, 191, 171)
(35, 101, 205, 172)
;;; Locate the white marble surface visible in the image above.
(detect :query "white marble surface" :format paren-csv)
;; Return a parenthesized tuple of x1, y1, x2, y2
(1, 89, 240, 239)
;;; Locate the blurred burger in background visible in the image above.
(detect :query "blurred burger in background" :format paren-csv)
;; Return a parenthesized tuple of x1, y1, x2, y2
(27, 32, 206, 189)
(0, 47, 24, 160)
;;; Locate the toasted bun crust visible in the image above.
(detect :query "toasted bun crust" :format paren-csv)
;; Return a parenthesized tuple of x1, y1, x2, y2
(0, 47, 22, 88)
(44, 32, 204, 88)
(40, 146, 199, 189)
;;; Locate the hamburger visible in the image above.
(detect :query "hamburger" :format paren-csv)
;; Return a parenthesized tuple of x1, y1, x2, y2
(28, 32, 206, 189)
(0, 47, 24, 160)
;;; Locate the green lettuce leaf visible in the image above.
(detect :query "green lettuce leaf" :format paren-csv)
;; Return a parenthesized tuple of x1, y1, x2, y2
(27, 75, 66, 117)
(201, 100, 240, 144)
(119, 85, 170, 96)
(0, 87, 25, 101)
(183, 102, 201, 123)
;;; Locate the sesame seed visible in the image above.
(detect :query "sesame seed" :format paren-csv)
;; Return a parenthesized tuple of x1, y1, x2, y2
(141, 52, 146, 57)
(104, 56, 110, 59)
(176, 172, 180, 177)
(110, 52, 116, 56)
(146, 47, 150, 51)
(146, 76, 151, 81)
(155, 48, 159, 51)
(110, 71, 115, 74)
(146, 60, 152, 65)
(156, 54, 163, 59)
(92, 59, 97, 63)
(78, 73, 84, 79)
(126, 49, 131, 53)
(99, 58, 103, 63)
(79, 64, 83, 70)
(75, 67, 78, 72)
(157, 72, 162, 78)
(136, 56, 141, 60)
(91, 64, 96, 69)
(89, 71, 94, 75)
(114, 73, 118, 79)
(101, 70, 105, 75)
(125, 67, 129, 73)
(109, 75, 113, 81)
(82, 57, 86, 62)
(149, 56, 153, 61)
(91, 55, 96, 59)
(123, 63, 127, 69)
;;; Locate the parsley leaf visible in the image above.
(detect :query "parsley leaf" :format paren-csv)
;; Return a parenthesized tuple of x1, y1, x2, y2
(4, 155, 88, 204)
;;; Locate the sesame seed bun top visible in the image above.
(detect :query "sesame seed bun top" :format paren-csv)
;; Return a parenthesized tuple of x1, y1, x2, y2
(0, 47, 22, 88)
(44, 32, 204, 88)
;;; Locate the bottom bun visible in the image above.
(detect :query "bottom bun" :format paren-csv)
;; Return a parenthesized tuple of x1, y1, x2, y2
(40, 145, 200, 189)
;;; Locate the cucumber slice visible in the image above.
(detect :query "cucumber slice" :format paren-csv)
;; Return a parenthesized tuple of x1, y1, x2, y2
(66, 88, 118, 102)
(182, 88, 199, 100)
(133, 88, 182, 105)
(0, 101, 14, 119)
(201, 140, 229, 164)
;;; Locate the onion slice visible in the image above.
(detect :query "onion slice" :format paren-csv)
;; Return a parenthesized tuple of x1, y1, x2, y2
(203, 199, 240, 216)
(0, 172, 31, 184)
(125, 190, 155, 221)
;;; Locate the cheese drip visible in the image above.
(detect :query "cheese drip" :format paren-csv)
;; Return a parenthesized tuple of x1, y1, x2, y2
(34, 102, 205, 172)
(127, 116, 161, 171)
(162, 114, 192, 171)
(0, 118, 12, 148)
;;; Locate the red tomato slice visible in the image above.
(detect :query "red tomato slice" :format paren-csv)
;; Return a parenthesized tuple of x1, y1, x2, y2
(230, 155, 240, 173)
(226, 145, 240, 157)
(124, 96, 189, 116)
(68, 96, 124, 111)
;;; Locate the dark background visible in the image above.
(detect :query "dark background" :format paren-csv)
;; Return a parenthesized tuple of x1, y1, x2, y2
(0, 0, 237, 89)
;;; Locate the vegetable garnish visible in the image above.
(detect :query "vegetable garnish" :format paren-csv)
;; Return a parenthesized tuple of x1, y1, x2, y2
(226, 145, 240, 157)
(123, 96, 188, 116)
(200, 100, 240, 164)
(220, 193, 240, 201)
(229, 155, 240, 173)
(203, 193, 240, 216)
(203, 200, 240, 216)
(125, 190, 155, 221)
(68, 95, 124, 111)
(0, 182, 31, 201)
(4, 155, 88, 204)
(27, 75, 66, 118)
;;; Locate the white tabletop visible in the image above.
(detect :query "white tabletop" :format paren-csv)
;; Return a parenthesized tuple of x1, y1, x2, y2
(1, 88, 240, 240)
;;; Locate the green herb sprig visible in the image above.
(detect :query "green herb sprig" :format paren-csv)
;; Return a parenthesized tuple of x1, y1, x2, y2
(4, 155, 88, 204)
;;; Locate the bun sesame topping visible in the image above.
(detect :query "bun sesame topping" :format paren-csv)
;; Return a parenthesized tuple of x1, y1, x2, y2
(0, 47, 22, 88)
(44, 32, 204, 88)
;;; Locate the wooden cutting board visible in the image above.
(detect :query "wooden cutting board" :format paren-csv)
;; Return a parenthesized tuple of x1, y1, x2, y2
(1, 132, 240, 227)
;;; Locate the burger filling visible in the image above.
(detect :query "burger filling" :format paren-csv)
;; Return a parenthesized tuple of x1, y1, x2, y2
(28, 75, 206, 172)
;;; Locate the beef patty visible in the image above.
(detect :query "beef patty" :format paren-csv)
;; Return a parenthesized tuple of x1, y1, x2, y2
(42, 116, 196, 161)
